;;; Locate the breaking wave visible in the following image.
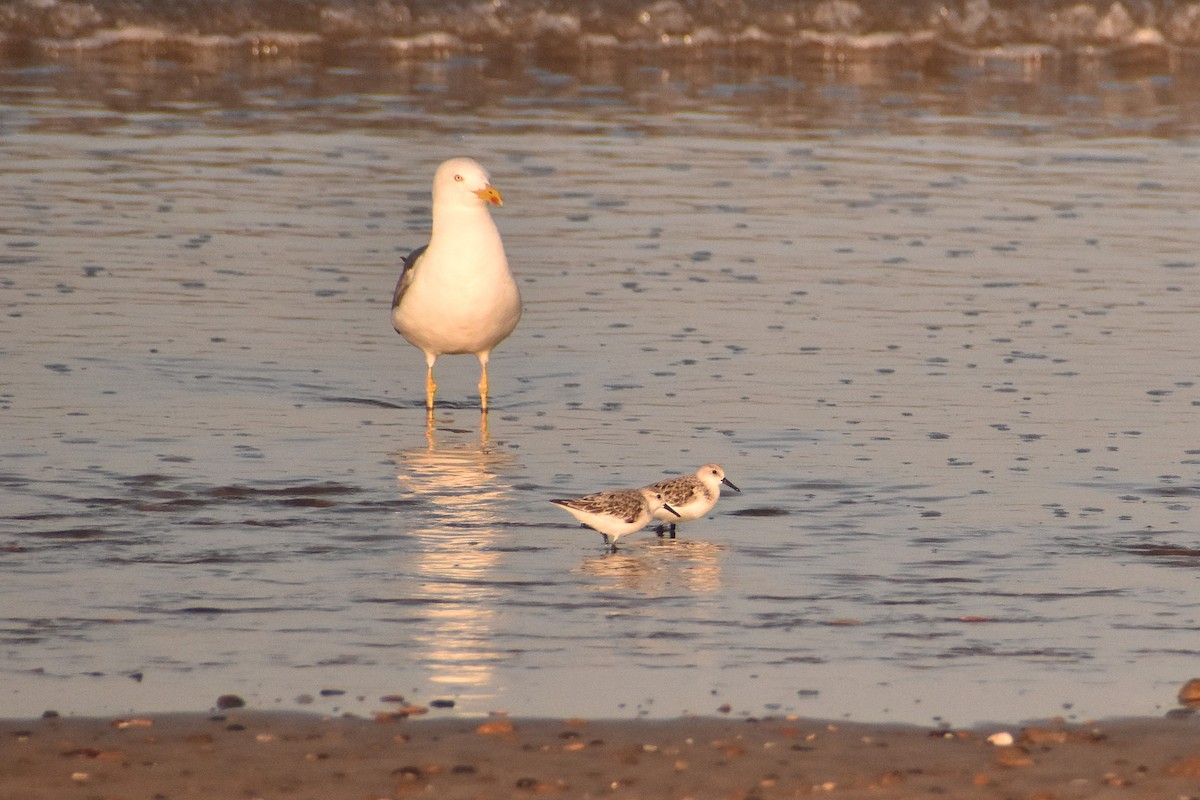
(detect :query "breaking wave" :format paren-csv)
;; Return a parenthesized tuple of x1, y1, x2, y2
(1, 0, 1197, 71)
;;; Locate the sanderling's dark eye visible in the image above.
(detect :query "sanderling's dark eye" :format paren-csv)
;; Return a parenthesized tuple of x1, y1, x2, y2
(453, 174, 464, 182)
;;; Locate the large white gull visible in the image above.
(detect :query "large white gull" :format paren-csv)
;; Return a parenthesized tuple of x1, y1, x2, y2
(391, 157, 522, 414)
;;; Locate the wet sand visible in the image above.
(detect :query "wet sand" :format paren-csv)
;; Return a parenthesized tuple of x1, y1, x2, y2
(5, 710, 1200, 799)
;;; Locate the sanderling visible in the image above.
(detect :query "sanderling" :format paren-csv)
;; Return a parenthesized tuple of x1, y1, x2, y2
(392, 157, 522, 415)
(645, 463, 740, 538)
(550, 487, 680, 550)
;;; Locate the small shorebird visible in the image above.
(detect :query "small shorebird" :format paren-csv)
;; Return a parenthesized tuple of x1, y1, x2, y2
(550, 487, 680, 550)
(392, 157, 522, 415)
(645, 463, 740, 538)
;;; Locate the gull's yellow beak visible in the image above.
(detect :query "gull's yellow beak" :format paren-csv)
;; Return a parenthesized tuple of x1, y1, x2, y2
(474, 184, 503, 206)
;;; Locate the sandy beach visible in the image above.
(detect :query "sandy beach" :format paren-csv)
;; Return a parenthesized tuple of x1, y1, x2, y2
(4, 710, 1200, 799)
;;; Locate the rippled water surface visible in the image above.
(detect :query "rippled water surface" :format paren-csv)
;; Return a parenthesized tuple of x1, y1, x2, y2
(2, 47, 1198, 725)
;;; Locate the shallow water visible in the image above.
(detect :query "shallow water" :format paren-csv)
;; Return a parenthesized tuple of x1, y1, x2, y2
(1, 45, 1199, 726)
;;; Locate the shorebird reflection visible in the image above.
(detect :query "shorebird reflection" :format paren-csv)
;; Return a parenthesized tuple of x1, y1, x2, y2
(576, 538, 727, 595)
(393, 437, 516, 695)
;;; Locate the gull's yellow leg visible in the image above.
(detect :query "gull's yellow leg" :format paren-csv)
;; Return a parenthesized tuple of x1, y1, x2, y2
(477, 353, 491, 413)
(424, 354, 438, 412)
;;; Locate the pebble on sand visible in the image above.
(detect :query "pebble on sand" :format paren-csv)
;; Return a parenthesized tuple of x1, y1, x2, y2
(215, 694, 245, 709)
(375, 704, 428, 721)
(476, 719, 515, 736)
(111, 717, 153, 729)
(1178, 678, 1200, 706)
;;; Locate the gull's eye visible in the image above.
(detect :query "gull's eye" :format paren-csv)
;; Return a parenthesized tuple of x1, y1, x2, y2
(454, 174, 464, 182)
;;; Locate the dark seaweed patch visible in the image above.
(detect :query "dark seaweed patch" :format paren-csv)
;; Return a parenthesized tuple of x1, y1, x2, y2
(728, 507, 789, 517)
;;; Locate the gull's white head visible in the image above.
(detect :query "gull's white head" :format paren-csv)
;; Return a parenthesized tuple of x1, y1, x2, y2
(432, 157, 503, 208)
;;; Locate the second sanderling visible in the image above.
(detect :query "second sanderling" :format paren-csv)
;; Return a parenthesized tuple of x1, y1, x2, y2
(644, 463, 739, 538)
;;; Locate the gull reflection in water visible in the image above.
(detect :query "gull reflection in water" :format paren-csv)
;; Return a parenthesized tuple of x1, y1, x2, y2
(576, 537, 727, 595)
(392, 426, 515, 702)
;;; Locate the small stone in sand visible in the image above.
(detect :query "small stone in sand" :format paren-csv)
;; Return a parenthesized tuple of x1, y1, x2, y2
(477, 720, 515, 736)
(1165, 754, 1200, 777)
(112, 717, 154, 729)
(1178, 678, 1200, 706)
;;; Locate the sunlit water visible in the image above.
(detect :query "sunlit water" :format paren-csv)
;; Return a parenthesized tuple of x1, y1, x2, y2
(1, 49, 1198, 726)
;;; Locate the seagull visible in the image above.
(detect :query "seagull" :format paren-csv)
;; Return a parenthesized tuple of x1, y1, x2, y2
(392, 157, 522, 415)
(550, 487, 680, 550)
(645, 464, 739, 538)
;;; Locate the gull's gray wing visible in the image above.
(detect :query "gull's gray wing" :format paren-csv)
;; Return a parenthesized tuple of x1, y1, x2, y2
(392, 244, 428, 309)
